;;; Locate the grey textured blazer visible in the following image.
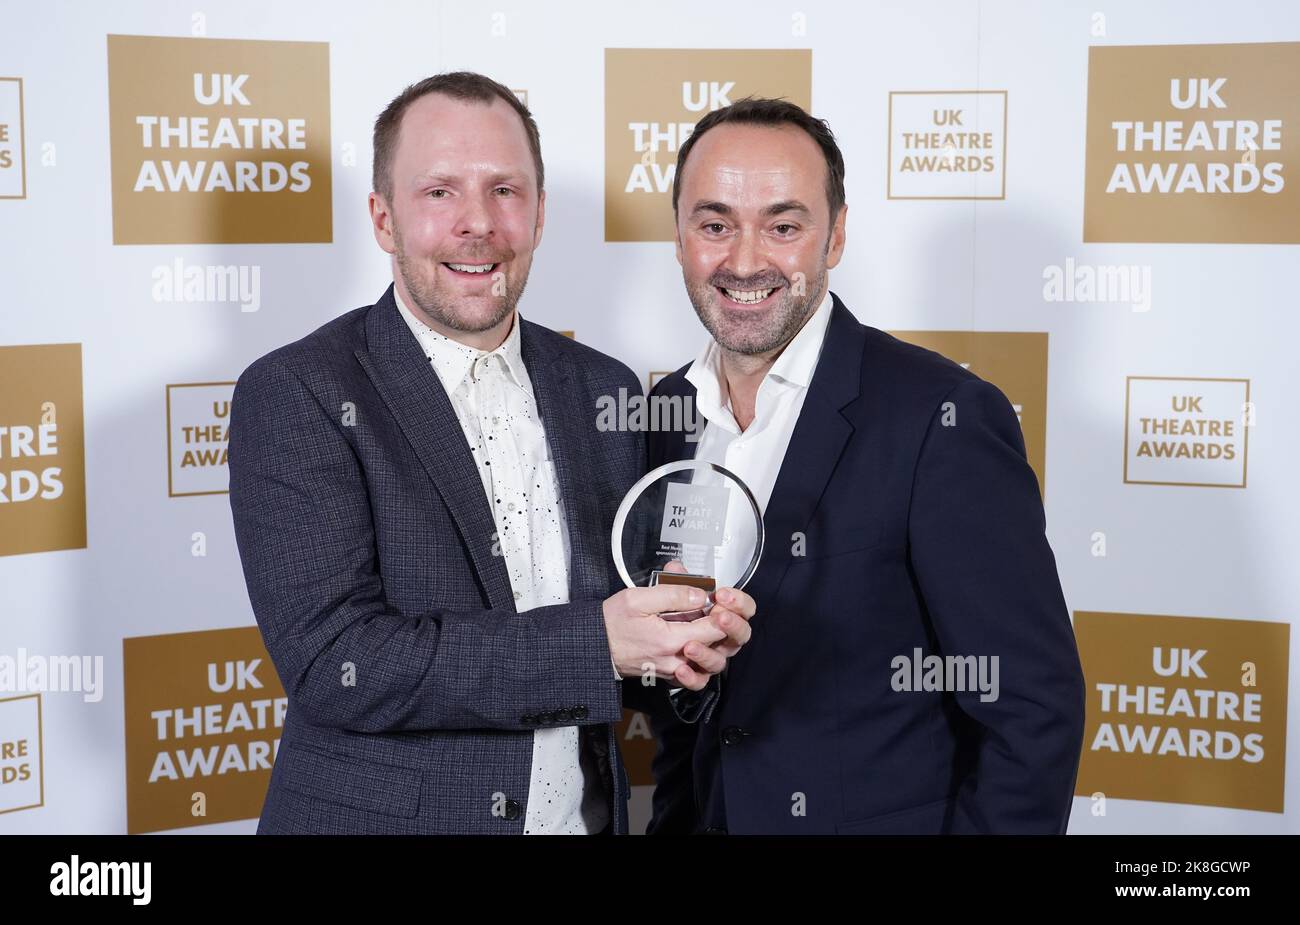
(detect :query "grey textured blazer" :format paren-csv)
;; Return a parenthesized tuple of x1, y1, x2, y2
(228, 283, 646, 834)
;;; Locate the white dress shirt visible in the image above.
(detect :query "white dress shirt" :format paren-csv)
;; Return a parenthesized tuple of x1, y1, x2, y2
(684, 291, 834, 570)
(394, 286, 608, 835)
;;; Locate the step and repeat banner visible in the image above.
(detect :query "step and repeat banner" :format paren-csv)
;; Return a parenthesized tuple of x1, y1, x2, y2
(1, 1, 1296, 834)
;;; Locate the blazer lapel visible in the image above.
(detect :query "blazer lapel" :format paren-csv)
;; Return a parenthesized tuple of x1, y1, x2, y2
(355, 285, 516, 611)
(662, 294, 865, 610)
(522, 321, 609, 601)
(740, 293, 865, 609)
(648, 364, 699, 469)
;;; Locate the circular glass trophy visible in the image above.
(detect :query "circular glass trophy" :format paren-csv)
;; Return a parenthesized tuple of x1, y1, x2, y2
(611, 460, 765, 621)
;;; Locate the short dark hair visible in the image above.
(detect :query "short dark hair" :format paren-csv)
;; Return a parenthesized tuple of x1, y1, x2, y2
(372, 71, 543, 205)
(671, 97, 846, 222)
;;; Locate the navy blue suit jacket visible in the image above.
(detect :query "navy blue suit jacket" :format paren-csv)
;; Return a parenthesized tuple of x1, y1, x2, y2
(645, 292, 1086, 834)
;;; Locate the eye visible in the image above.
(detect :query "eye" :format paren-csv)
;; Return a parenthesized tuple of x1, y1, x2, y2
(703, 222, 727, 234)
(493, 186, 514, 196)
(773, 223, 797, 235)
(428, 189, 448, 199)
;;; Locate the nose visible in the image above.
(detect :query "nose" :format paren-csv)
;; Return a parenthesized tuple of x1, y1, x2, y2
(453, 191, 494, 240)
(725, 227, 767, 283)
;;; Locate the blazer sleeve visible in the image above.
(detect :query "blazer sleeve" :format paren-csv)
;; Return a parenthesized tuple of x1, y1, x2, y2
(227, 357, 622, 735)
(906, 377, 1086, 834)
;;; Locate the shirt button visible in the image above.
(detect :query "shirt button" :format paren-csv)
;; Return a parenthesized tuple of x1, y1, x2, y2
(513, 590, 522, 601)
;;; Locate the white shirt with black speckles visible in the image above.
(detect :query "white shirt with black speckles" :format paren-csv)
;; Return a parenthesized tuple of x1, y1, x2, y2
(395, 286, 609, 835)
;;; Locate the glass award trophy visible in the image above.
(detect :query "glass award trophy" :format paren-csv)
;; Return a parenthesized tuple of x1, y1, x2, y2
(611, 460, 765, 621)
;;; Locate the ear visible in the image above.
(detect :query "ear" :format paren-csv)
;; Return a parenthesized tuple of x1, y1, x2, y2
(673, 215, 684, 267)
(369, 191, 396, 256)
(825, 204, 847, 270)
(533, 188, 546, 250)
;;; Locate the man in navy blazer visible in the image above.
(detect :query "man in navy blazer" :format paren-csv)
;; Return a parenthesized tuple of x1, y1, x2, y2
(643, 99, 1086, 834)
(228, 73, 754, 835)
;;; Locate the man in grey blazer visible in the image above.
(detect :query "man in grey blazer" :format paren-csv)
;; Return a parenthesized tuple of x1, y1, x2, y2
(227, 72, 754, 834)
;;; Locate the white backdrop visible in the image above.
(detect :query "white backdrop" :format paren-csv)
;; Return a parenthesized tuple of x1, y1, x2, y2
(1, 0, 1297, 834)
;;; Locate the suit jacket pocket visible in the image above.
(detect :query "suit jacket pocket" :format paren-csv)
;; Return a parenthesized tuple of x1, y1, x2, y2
(278, 742, 422, 818)
(834, 796, 951, 835)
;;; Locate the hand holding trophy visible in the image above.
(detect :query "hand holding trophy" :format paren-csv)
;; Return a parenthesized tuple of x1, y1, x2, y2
(611, 460, 765, 621)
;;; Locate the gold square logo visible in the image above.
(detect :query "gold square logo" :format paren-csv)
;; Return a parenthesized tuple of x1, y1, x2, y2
(123, 626, 286, 833)
(1084, 42, 1300, 243)
(1123, 376, 1249, 488)
(0, 344, 86, 557)
(166, 382, 234, 497)
(1075, 611, 1288, 813)
(605, 49, 812, 242)
(887, 90, 1007, 199)
(107, 35, 332, 244)
(616, 708, 657, 787)
(0, 694, 43, 814)
(0, 77, 26, 199)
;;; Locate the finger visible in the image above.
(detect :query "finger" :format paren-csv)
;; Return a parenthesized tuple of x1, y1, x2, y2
(713, 587, 756, 619)
(670, 617, 727, 646)
(673, 660, 708, 691)
(707, 607, 752, 647)
(710, 640, 742, 659)
(645, 657, 682, 685)
(664, 559, 688, 574)
(682, 641, 726, 675)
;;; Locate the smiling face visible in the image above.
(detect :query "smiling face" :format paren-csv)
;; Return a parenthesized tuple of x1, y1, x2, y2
(675, 122, 846, 358)
(369, 92, 544, 344)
